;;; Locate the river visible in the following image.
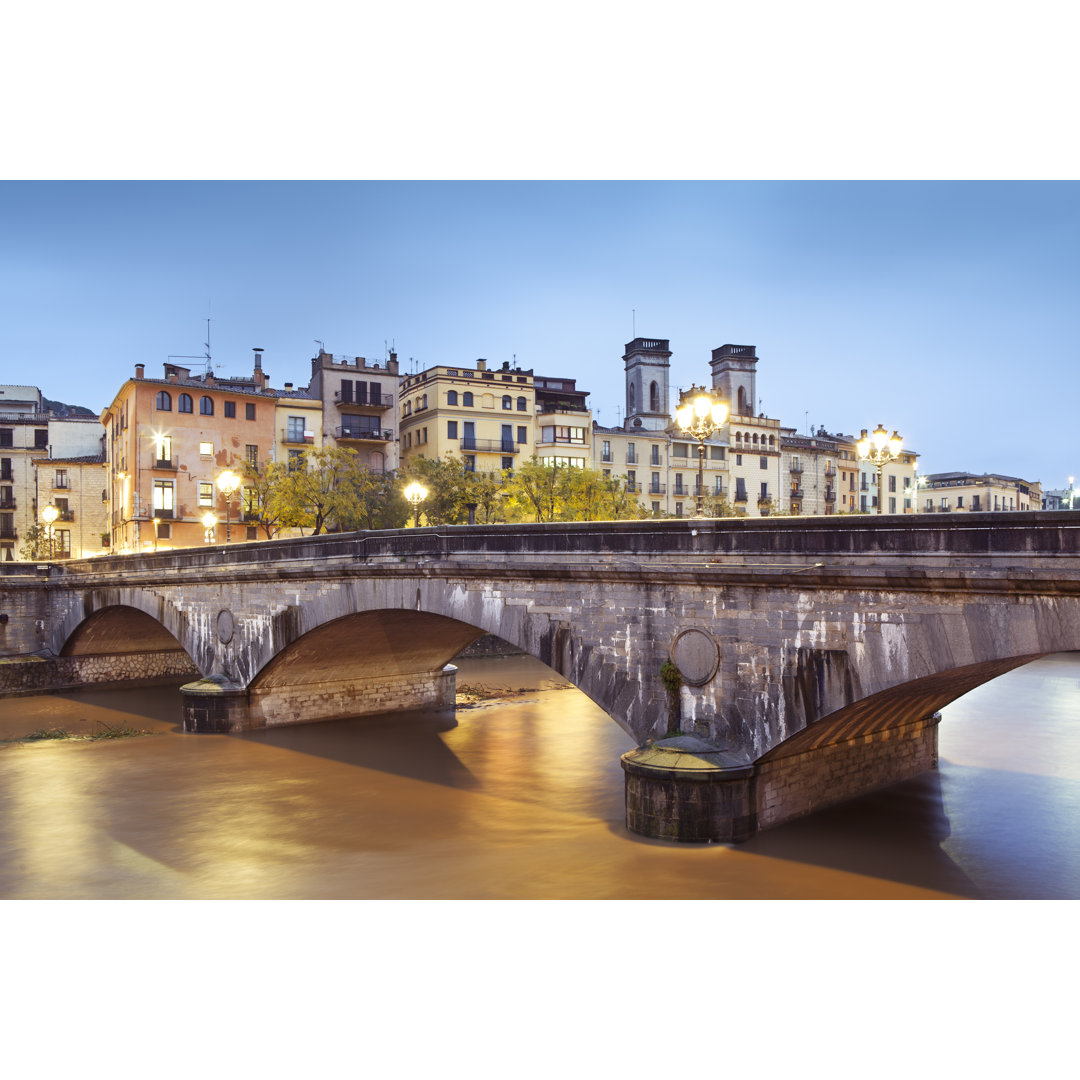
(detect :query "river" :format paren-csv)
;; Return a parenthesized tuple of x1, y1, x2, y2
(0, 652, 1077, 899)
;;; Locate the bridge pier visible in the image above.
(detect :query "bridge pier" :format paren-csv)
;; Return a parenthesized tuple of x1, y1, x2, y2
(180, 665, 459, 733)
(622, 713, 941, 842)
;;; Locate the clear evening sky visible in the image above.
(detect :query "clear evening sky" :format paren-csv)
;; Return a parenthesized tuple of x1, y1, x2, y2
(2, 180, 1076, 487)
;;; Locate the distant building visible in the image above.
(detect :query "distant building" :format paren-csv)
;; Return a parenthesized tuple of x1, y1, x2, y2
(919, 471, 1042, 513)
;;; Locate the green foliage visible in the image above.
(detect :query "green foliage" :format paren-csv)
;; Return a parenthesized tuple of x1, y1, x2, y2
(502, 458, 645, 523)
(23, 728, 70, 741)
(400, 454, 475, 525)
(19, 523, 61, 561)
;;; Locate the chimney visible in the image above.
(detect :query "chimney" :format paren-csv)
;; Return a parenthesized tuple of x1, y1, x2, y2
(477, 358, 487, 371)
(284, 382, 294, 390)
(253, 347, 265, 389)
(387, 352, 399, 375)
(167, 372, 179, 383)
(135, 363, 145, 380)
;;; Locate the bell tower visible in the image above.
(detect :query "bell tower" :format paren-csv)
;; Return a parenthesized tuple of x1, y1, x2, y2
(623, 337, 672, 431)
(710, 344, 758, 416)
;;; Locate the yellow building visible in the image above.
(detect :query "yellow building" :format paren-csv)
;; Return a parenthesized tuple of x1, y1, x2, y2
(399, 358, 535, 472)
(919, 471, 1042, 513)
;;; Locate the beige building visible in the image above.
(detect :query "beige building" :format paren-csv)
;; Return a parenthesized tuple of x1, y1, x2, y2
(398, 358, 535, 473)
(307, 349, 400, 473)
(919, 471, 1042, 514)
(1, 385, 106, 560)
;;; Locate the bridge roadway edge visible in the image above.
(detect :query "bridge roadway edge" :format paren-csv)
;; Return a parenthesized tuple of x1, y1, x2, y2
(2, 513, 1079, 842)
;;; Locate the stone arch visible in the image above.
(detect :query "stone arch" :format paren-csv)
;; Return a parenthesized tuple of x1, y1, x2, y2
(53, 590, 204, 672)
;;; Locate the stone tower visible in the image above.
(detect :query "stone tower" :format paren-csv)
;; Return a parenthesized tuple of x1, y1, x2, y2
(623, 337, 672, 431)
(710, 344, 758, 417)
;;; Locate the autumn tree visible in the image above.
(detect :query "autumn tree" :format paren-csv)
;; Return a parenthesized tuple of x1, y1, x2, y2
(400, 454, 474, 525)
(240, 459, 290, 539)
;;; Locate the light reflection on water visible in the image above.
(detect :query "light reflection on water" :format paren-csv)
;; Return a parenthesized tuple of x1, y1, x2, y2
(0, 653, 1077, 899)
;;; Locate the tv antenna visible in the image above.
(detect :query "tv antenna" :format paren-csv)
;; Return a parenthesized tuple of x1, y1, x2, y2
(168, 315, 213, 373)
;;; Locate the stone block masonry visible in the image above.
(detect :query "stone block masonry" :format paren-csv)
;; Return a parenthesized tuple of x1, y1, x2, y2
(0, 649, 198, 696)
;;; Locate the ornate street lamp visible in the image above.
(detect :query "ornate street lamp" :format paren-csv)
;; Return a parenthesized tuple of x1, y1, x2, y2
(202, 511, 217, 545)
(403, 481, 429, 528)
(856, 424, 903, 515)
(217, 469, 241, 542)
(675, 385, 729, 518)
(41, 503, 59, 557)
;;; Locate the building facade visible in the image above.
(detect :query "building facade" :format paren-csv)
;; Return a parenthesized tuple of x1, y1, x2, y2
(919, 472, 1042, 514)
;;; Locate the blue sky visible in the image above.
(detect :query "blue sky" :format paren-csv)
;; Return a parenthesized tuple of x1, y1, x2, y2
(2, 180, 1076, 487)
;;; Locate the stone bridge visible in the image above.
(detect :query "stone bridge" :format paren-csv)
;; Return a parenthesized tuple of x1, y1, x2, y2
(2, 513, 1079, 842)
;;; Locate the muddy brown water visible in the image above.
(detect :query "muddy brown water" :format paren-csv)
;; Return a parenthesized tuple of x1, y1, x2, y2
(1, 653, 1077, 899)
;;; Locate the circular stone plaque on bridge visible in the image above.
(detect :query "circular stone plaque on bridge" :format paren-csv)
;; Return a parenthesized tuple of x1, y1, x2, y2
(216, 609, 235, 645)
(670, 628, 719, 686)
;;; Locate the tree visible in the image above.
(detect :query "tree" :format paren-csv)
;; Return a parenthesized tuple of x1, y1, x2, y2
(19, 523, 60, 561)
(240, 459, 290, 539)
(466, 469, 508, 524)
(267, 446, 369, 535)
(401, 454, 474, 525)
(503, 457, 563, 522)
(340, 467, 410, 531)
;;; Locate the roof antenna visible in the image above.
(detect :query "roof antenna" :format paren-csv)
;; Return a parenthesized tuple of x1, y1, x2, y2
(314, 339, 325, 354)
(203, 315, 212, 374)
(632, 308, 636, 338)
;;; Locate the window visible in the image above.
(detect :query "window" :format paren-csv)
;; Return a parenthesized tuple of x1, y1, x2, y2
(889, 497, 897, 513)
(152, 479, 174, 514)
(447, 421, 458, 439)
(502, 457, 514, 471)
(156, 523, 170, 540)
(288, 449, 304, 472)
(652, 502, 660, 514)
(199, 396, 214, 415)
(179, 393, 193, 413)
(650, 381, 660, 412)
(502, 395, 512, 409)
(199, 442, 213, 457)
(957, 495, 964, 508)
(421, 427, 428, 444)
(462, 392, 474, 407)
(501, 424, 514, 452)
(602, 440, 612, 462)
(35, 429, 48, 448)
(55, 469, 69, 489)
(287, 416, 306, 442)
(760, 482, 769, 500)
(736, 454, 743, 466)
(156, 391, 172, 411)
(245, 403, 256, 420)
(517, 426, 527, 444)
(627, 442, 636, 463)
(735, 478, 747, 501)
(463, 454, 476, 473)
(246, 444, 258, 466)
(155, 436, 172, 464)
(888, 475, 896, 493)
(941, 497, 950, 510)
(55, 529, 71, 554)
(672, 443, 688, 458)
(674, 474, 684, 495)
(517, 397, 527, 411)
(339, 379, 354, 403)
(224, 401, 236, 418)
(198, 482, 213, 506)
(675, 503, 683, 517)
(710, 446, 725, 460)
(462, 422, 476, 449)
(651, 445, 660, 465)
(447, 390, 458, 406)
(760, 456, 767, 470)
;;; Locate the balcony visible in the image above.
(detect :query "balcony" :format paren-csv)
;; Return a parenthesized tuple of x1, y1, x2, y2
(0, 527, 16, 541)
(789, 462, 803, 473)
(824, 466, 837, 478)
(460, 438, 520, 454)
(335, 391, 393, 410)
(53, 479, 70, 490)
(734, 491, 748, 503)
(152, 508, 174, 520)
(790, 487, 803, 499)
(649, 483, 666, 495)
(624, 482, 641, 493)
(334, 427, 394, 443)
(601, 454, 613, 464)
(154, 458, 176, 470)
(626, 454, 638, 465)
(0, 497, 14, 510)
(243, 510, 261, 523)
(824, 489, 836, 502)
(281, 428, 315, 445)
(58, 509, 74, 522)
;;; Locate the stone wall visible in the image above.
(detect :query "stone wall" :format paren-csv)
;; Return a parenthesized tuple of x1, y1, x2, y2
(0, 649, 199, 695)
(754, 712, 941, 830)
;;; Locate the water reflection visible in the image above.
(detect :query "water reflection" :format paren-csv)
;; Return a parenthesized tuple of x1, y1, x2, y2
(0, 653, 1077, 899)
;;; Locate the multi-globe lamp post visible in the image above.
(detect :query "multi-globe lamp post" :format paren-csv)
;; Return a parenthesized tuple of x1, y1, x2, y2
(856, 424, 903, 514)
(675, 385, 729, 518)
(403, 481, 429, 528)
(216, 469, 241, 543)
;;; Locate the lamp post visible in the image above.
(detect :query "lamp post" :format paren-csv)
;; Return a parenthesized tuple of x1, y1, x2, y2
(403, 481, 429, 528)
(856, 424, 903, 515)
(202, 511, 217, 545)
(217, 469, 241, 543)
(152, 516, 160, 553)
(41, 503, 59, 558)
(675, 385, 729, 518)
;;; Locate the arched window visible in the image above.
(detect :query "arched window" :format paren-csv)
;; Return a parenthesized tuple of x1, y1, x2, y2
(502, 395, 512, 410)
(769, 435, 775, 448)
(155, 390, 172, 411)
(462, 392, 474, 407)
(178, 393, 193, 413)
(752, 433, 759, 446)
(199, 396, 214, 415)
(517, 396, 527, 411)
(650, 381, 660, 412)
(447, 390, 458, 405)
(735, 432, 743, 444)
(629, 383, 636, 412)
(737, 387, 747, 414)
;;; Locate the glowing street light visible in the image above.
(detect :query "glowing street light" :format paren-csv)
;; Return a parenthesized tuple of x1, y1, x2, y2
(202, 511, 217, 545)
(41, 503, 59, 557)
(217, 469, 241, 542)
(856, 424, 903, 515)
(675, 385, 729, 518)
(403, 481, 429, 528)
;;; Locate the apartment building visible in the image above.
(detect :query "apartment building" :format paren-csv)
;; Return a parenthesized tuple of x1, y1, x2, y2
(102, 355, 280, 552)
(920, 471, 1042, 514)
(1, 385, 106, 559)
(306, 349, 399, 472)
(534, 375, 593, 469)
(398, 358, 535, 473)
